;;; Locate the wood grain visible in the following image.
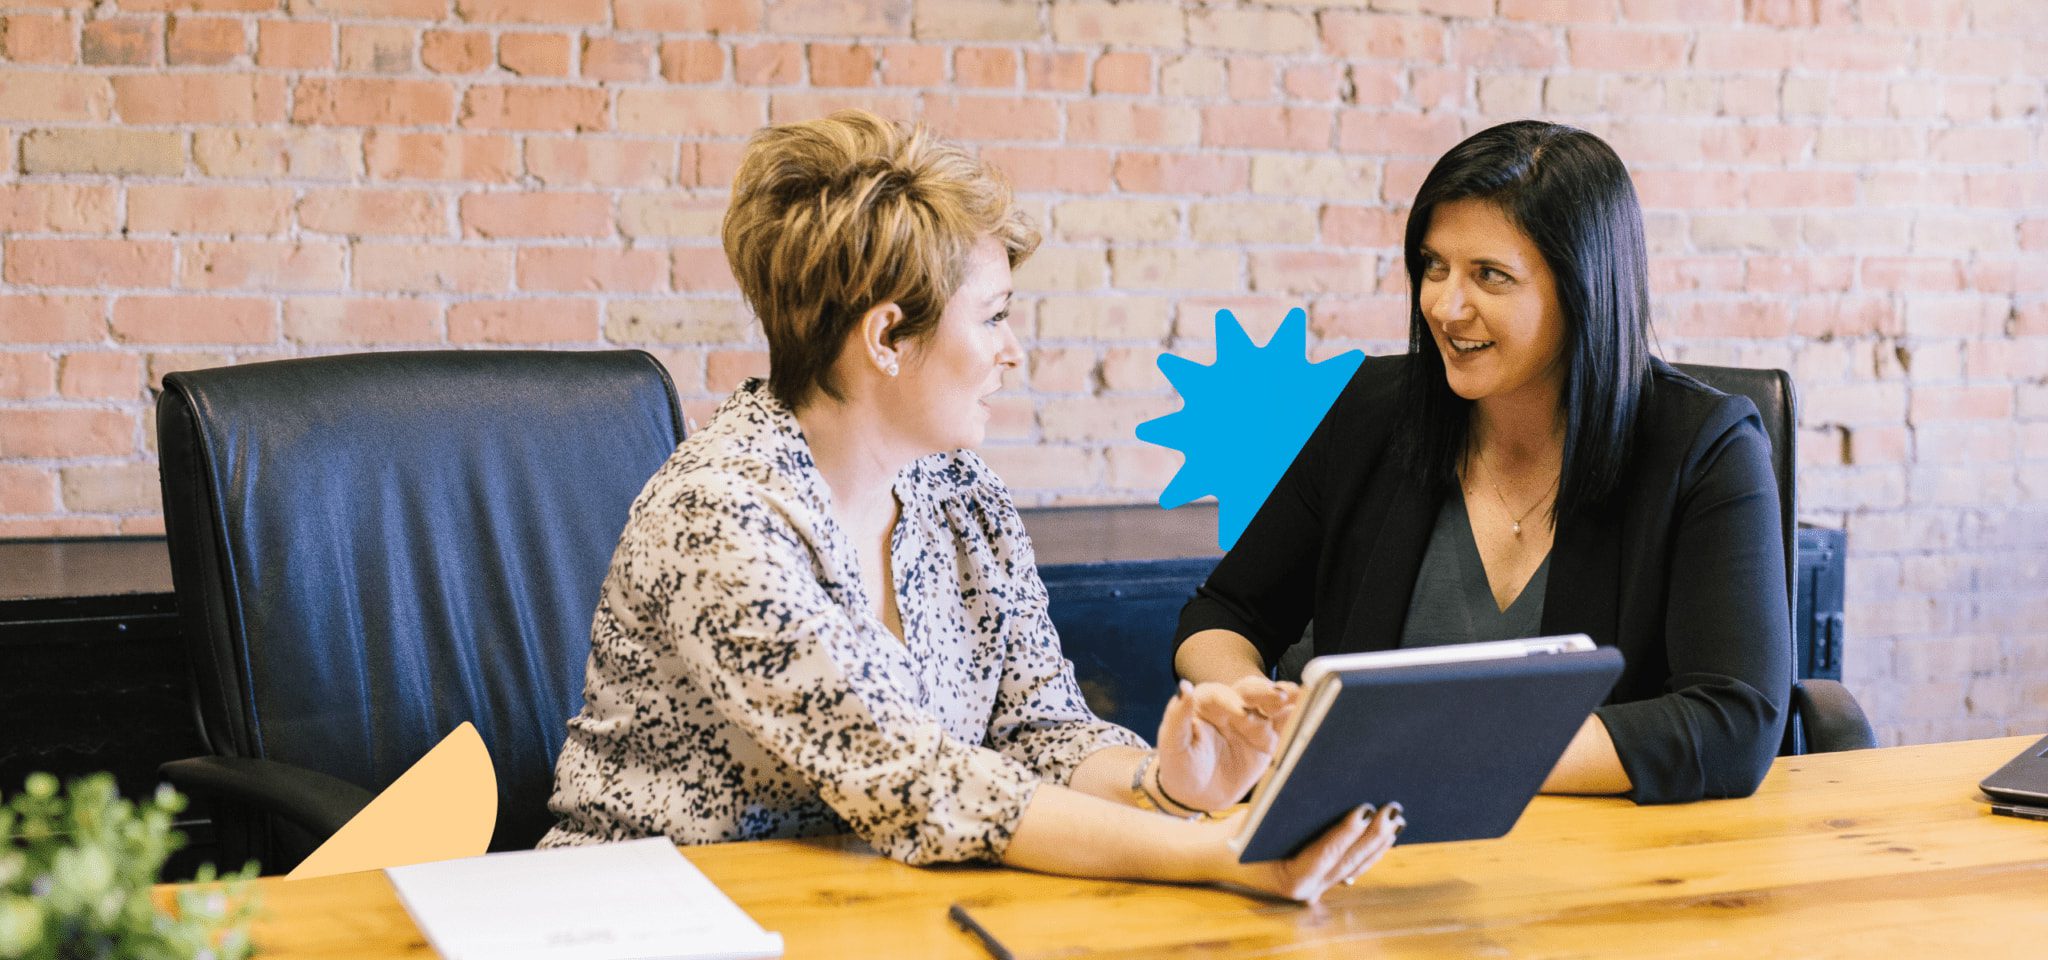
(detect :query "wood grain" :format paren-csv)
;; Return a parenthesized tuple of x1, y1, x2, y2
(161, 735, 2048, 959)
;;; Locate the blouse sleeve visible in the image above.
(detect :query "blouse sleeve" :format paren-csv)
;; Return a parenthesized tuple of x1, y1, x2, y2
(972, 488, 1152, 783)
(1595, 410, 1792, 803)
(621, 476, 1042, 866)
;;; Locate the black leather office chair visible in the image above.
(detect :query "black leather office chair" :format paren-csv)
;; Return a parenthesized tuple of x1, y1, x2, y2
(155, 350, 685, 873)
(1671, 363, 1876, 755)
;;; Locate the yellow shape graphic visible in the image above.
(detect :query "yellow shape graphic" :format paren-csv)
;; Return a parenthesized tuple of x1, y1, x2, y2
(286, 722, 497, 881)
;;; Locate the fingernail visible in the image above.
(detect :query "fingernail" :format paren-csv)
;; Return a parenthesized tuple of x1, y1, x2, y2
(1388, 802, 1404, 818)
(1343, 877, 1356, 887)
(1394, 819, 1407, 837)
(1358, 804, 1377, 822)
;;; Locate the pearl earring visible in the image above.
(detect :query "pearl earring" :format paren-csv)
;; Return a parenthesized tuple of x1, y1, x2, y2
(885, 359, 900, 377)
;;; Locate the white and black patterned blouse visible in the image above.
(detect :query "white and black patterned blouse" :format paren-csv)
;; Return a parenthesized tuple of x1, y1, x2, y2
(540, 379, 1147, 864)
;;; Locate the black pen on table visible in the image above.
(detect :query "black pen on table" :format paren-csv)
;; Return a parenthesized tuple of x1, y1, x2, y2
(1991, 802, 2048, 823)
(948, 902, 1017, 960)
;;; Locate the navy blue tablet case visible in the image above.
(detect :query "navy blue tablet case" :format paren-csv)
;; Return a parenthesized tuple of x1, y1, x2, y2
(1237, 646, 1626, 862)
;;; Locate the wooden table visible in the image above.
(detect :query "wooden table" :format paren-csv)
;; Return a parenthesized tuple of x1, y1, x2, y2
(167, 736, 2048, 959)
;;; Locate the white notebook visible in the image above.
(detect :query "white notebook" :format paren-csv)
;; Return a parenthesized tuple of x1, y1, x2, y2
(385, 837, 784, 960)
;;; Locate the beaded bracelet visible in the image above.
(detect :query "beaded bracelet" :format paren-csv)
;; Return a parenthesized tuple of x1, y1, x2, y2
(1129, 752, 1209, 820)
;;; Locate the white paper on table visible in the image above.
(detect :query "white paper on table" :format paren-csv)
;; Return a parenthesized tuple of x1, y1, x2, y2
(385, 836, 784, 960)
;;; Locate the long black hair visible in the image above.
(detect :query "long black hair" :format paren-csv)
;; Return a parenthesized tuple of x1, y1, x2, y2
(1395, 120, 1653, 525)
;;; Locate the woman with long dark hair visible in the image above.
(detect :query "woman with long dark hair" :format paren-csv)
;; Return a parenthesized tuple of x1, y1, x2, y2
(1174, 121, 1790, 803)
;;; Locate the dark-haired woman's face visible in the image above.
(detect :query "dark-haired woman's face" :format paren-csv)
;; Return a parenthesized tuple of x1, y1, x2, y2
(1418, 198, 1567, 409)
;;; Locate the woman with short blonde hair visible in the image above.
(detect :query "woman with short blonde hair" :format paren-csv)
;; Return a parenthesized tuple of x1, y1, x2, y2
(543, 111, 1400, 902)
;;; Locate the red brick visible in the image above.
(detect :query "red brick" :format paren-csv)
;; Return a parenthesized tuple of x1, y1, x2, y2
(1745, 256, 1851, 294)
(1282, 64, 1343, 102)
(1024, 50, 1088, 91)
(1692, 30, 1792, 71)
(128, 185, 291, 237)
(1319, 13, 1445, 61)
(1904, 297, 2010, 338)
(180, 241, 347, 291)
(0, 184, 119, 233)
(1337, 109, 1462, 157)
(365, 131, 519, 183)
(293, 78, 454, 126)
(1794, 30, 1913, 72)
(0, 352, 55, 399)
(244, 0, 428, 14)
(1066, 102, 1199, 146)
(1112, 153, 1247, 195)
(60, 462, 161, 513)
(461, 85, 607, 132)
(706, 350, 769, 391)
(809, 43, 876, 87)
(81, 17, 159, 66)
(1202, 104, 1331, 150)
(958, 47, 1020, 88)
(0, 409, 133, 458)
(1745, 171, 1858, 208)
(615, 0, 760, 32)
(671, 247, 740, 292)
(0, 296, 105, 343)
(447, 298, 598, 343)
(112, 74, 282, 124)
(879, 44, 945, 86)
(298, 188, 444, 237)
(1565, 27, 1687, 70)
(1040, 395, 1175, 443)
(1321, 206, 1402, 248)
(497, 33, 571, 76)
(922, 93, 1058, 142)
(5, 238, 172, 287)
(284, 298, 439, 344)
(57, 352, 140, 400)
(735, 42, 801, 85)
(1912, 385, 2014, 422)
(1672, 300, 1791, 338)
(619, 195, 726, 239)
(583, 37, 653, 82)
(456, 0, 605, 23)
(764, 0, 908, 36)
(0, 464, 57, 514)
(338, 24, 414, 73)
(1930, 128, 2033, 165)
(526, 137, 674, 187)
(1701, 125, 1817, 165)
(421, 30, 489, 73)
(1453, 25, 1558, 69)
(351, 243, 512, 293)
(1250, 251, 1374, 296)
(1791, 297, 1900, 338)
(981, 146, 1112, 194)
(1226, 57, 1275, 101)
(1308, 296, 1410, 342)
(618, 89, 764, 136)
(259, 20, 331, 69)
(1499, 0, 1615, 21)
(460, 192, 609, 239)
(166, 15, 244, 65)
(1861, 258, 1965, 293)
(1189, 7, 1314, 54)
(194, 128, 364, 180)
(1026, 347, 1095, 392)
(516, 247, 667, 293)
(1049, 1, 1186, 47)
(1629, 169, 1740, 210)
(111, 296, 275, 345)
(2, 13, 74, 64)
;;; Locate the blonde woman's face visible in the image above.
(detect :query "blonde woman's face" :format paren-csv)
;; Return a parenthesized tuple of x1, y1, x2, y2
(895, 236, 1023, 452)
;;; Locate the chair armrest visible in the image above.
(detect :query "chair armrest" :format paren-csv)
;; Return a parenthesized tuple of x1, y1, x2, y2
(1793, 679, 1878, 754)
(160, 756, 376, 842)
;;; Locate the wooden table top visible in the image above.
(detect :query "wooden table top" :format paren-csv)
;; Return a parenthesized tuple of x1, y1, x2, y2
(169, 735, 2048, 959)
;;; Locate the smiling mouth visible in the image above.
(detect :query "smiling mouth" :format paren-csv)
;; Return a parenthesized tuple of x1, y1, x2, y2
(1448, 337, 1496, 355)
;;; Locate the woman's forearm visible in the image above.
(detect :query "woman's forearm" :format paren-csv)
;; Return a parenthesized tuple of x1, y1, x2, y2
(1539, 714, 1633, 795)
(1174, 629, 1269, 685)
(1001, 781, 1217, 884)
(1064, 745, 1149, 807)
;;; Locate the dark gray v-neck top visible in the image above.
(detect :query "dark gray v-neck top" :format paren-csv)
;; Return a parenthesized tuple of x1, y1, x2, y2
(1400, 494, 1551, 647)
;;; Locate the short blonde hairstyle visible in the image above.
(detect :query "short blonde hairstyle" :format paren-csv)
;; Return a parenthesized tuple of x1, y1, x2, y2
(722, 110, 1040, 411)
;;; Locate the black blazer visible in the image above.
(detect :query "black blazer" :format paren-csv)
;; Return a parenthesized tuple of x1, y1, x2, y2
(1175, 354, 1791, 804)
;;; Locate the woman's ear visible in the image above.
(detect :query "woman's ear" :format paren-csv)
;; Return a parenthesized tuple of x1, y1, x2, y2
(859, 302, 905, 377)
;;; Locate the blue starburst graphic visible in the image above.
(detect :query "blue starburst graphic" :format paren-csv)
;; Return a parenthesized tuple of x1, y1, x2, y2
(1135, 308, 1363, 550)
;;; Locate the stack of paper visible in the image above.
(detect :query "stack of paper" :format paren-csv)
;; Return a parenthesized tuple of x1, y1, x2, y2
(386, 837, 784, 960)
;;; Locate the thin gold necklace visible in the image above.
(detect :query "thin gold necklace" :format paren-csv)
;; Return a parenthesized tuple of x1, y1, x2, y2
(1471, 445, 1558, 538)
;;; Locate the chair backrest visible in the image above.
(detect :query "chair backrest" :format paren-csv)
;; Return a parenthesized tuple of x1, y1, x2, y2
(157, 350, 684, 852)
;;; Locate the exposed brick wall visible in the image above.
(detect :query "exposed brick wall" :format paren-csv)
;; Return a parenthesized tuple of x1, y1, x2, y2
(1, 0, 2043, 746)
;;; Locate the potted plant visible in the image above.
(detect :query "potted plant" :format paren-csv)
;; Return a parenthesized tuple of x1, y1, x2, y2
(1, 773, 259, 960)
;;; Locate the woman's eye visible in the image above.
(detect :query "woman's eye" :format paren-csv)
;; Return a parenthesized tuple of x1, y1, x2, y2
(986, 310, 1010, 326)
(1480, 267, 1512, 284)
(1422, 258, 1448, 279)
